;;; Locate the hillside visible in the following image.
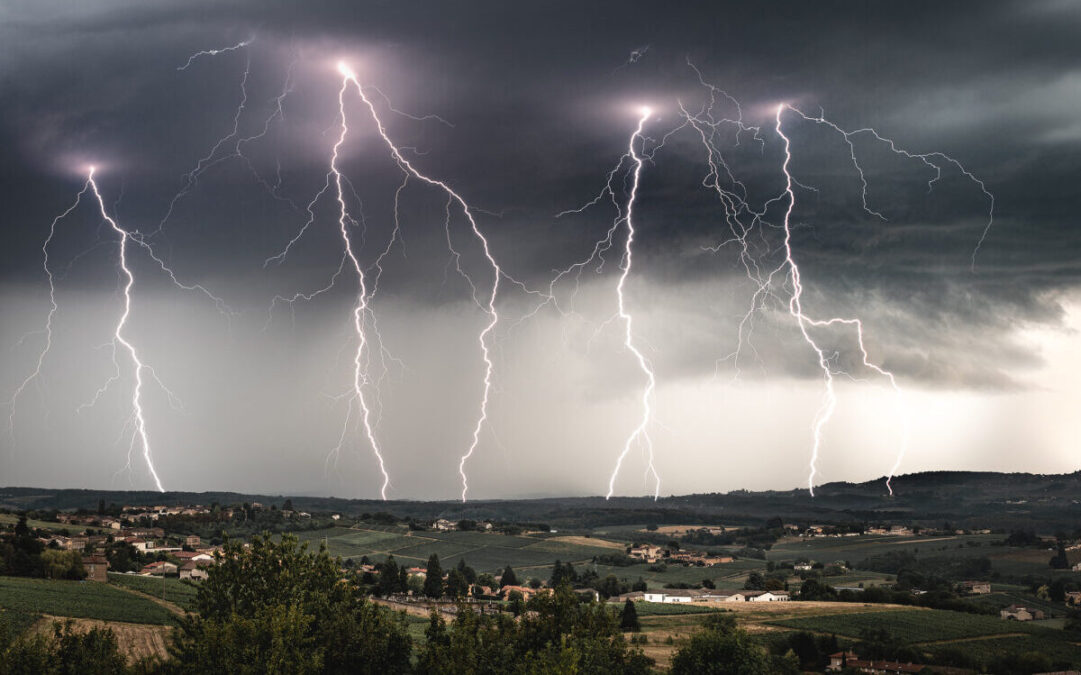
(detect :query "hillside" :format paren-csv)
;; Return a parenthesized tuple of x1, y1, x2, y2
(4, 470, 1080, 532)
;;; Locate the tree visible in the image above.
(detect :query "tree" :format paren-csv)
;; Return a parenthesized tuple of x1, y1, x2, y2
(550, 560, 578, 587)
(416, 584, 653, 674)
(445, 569, 468, 599)
(620, 600, 641, 632)
(282, 498, 294, 511)
(499, 565, 518, 587)
(670, 613, 773, 675)
(41, 549, 84, 580)
(1, 620, 128, 675)
(423, 554, 444, 598)
(169, 533, 412, 674)
(455, 558, 477, 585)
(743, 572, 765, 591)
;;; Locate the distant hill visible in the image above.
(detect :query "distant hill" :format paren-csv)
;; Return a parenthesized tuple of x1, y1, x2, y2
(3, 470, 1080, 532)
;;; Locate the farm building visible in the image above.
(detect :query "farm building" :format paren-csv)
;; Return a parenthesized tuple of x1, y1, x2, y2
(1000, 605, 1044, 621)
(81, 555, 109, 582)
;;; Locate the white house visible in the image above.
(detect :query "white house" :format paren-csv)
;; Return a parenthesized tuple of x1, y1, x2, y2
(643, 592, 693, 603)
(745, 591, 789, 602)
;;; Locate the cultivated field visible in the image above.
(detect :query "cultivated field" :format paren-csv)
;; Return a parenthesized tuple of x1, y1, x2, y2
(0, 576, 177, 625)
(108, 572, 199, 612)
(294, 527, 626, 572)
(28, 615, 173, 665)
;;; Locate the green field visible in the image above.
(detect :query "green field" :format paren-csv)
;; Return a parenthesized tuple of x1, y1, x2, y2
(108, 572, 199, 611)
(0, 576, 176, 625)
(770, 608, 1038, 642)
(0, 608, 41, 641)
(294, 527, 628, 573)
(0, 513, 75, 533)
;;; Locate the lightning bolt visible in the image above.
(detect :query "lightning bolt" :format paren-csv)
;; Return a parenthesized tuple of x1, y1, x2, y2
(5, 182, 92, 447)
(605, 108, 660, 500)
(675, 62, 989, 496)
(324, 63, 392, 500)
(177, 38, 253, 71)
(87, 168, 166, 492)
(336, 63, 503, 503)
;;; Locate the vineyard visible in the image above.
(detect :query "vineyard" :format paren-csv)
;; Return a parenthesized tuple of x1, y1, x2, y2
(0, 576, 176, 625)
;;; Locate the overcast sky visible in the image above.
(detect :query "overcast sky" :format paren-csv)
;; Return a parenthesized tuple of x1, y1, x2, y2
(1, 1, 1079, 500)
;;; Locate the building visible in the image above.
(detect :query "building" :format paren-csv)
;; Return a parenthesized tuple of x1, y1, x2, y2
(745, 591, 790, 602)
(642, 591, 695, 603)
(701, 592, 746, 603)
(179, 561, 211, 581)
(1065, 591, 1081, 606)
(826, 651, 937, 673)
(141, 561, 178, 576)
(794, 562, 814, 571)
(433, 519, 456, 532)
(959, 581, 992, 595)
(184, 535, 201, 547)
(1001, 605, 1044, 621)
(501, 585, 549, 602)
(82, 555, 110, 582)
(173, 551, 215, 563)
(628, 545, 663, 563)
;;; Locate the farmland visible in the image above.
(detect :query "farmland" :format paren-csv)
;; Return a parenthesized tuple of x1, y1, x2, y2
(294, 526, 630, 573)
(108, 573, 199, 612)
(0, 576, 177, 626)
(765, 606, 1081, 669)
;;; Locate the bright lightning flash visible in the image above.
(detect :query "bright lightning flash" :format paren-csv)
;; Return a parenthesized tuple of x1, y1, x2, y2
(339, 63, 502, 503)
(87, 168, 166, 492)
(606, 108, 660, 500)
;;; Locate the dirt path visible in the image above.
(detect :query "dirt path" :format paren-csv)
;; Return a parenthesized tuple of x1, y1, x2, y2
(109, 582, 187, 616)
(914, 632, 1028, 646)
(30, 615, 172, 664)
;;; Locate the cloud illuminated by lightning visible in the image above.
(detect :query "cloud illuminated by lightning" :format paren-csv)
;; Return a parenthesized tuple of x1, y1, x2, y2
(5, 182, 92, 447)
(536, 108, 661, 500)
(673, 63, 989, 496)
(338, 61, 504, 502)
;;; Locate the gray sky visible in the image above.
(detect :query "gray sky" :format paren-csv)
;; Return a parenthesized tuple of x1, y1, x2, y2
(1, 0, 1079, 500)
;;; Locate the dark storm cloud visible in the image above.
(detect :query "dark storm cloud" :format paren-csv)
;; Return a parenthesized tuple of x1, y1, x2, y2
(2, 0, 1081, 497)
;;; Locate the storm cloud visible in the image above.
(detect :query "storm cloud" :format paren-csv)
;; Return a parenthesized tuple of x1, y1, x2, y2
(1, 0, 1079, 498)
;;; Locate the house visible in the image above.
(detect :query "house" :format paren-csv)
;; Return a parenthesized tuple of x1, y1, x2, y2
(1064, 591, 1081, 606)
(141, 561, 178, 576)
(628, 545, 663, 563)
(173, 551, 214, 563)
(331, 514, 341, 521)
(794, 562, 814, 572)
(184, 535, 201, 547)
(179, 561, 211, 581)
(501, 585, 549, 602)
(744, 591, 789, 602)
(1001, 605, 1044, 621)
(959, 580, 991, 595)
(433, 519, 456, 532)
(826, 651, 933, 673)
(406, 567, 427, 578)
(701, 592, 746, 603)
(82, 555, 110, 582)
(642, 591, 695, 603)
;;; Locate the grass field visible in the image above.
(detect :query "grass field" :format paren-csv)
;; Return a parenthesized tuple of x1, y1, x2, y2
(0, 577, 176, 625)
(108, 573, 199, 612)
(0, 608, 41, 640)
(769, 608, 1039, 642)
(0, 513, 75, 533)
(294, 527, 629, 573)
